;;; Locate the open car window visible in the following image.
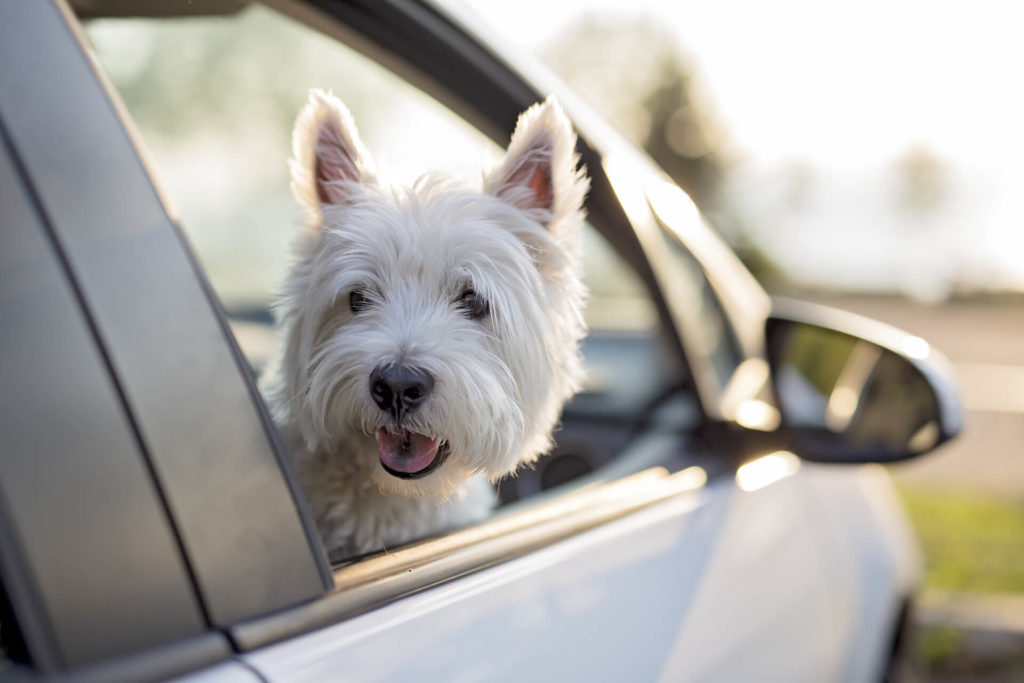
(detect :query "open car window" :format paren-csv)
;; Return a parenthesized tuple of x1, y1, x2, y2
(81, 2, 706, 529)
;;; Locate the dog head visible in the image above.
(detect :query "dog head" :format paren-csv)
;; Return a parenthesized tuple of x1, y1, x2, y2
(273, 90, 588, 499)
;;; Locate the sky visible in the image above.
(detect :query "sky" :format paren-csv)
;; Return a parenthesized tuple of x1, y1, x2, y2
(463, 0, 1024, 297)
(466, 0, 1024, 165)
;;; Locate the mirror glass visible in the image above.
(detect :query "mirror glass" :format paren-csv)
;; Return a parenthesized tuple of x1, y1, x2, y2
(767, 319, 944, 462)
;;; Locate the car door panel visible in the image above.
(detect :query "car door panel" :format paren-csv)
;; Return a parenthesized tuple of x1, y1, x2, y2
(242, 487, 727, 682)
(239, 457, 836, 682)
(659, 469, 841, 682)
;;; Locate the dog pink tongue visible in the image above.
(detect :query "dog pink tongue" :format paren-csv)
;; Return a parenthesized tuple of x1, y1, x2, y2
(377, 428, 440, 474)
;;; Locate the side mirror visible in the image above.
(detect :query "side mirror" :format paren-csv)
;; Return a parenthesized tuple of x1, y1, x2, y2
(766, 298, 963, 463)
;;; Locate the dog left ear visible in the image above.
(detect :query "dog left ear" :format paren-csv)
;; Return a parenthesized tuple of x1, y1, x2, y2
(485, 97, 588, 233)
(290, 90, 375, 216)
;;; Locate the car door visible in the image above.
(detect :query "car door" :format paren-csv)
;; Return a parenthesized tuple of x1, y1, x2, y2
(4, 1, 852, 681)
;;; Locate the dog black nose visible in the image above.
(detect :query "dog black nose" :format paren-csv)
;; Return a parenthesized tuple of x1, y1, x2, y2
(370, 364, 434, 419)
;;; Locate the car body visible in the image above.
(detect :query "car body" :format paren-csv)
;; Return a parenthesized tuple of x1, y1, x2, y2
(0, 1, 960, 681)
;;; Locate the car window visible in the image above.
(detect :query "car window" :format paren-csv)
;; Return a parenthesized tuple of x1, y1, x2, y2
(81, 4, 684, 504)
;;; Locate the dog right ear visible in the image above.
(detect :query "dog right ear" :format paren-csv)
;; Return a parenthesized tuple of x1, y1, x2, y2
(484, 97, 588, 237)
(290, 90, 375, 214)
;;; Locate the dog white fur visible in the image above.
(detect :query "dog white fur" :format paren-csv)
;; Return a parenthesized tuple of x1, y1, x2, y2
(265, 90, 588, 559)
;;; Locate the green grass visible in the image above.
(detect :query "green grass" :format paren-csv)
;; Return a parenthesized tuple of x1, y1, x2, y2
(897, 486, 1024, 593)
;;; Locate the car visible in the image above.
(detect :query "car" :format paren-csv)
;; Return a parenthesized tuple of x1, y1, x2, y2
(0, 0, 961, 681)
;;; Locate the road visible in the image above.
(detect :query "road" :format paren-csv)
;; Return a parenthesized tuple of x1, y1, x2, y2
(802, 294, 1024, 498)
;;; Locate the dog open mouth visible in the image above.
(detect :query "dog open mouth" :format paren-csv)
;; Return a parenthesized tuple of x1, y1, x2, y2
(377, 427, 449, 478)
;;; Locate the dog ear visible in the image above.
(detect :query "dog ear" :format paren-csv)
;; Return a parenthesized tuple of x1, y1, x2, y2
(291, 90, 375, 212)
(485, 97, 588, 233)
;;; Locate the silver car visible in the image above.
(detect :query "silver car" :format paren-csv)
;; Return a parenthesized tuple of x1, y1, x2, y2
(0, 1, 960, 681)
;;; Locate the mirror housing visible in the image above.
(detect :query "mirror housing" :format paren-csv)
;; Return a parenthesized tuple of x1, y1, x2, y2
(765, 298, 963, 463)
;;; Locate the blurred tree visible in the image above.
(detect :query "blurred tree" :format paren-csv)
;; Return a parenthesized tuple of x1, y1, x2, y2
(544, 16, 723, 213)
(641, 56, 724, 215)
(544, 14, 784, 285)
(895, 144, 947, 221)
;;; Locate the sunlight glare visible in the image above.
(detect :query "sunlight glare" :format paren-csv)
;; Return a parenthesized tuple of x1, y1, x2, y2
(735, 451, 800, 492)
(901, 336, 931, 361)
(735, 399, 781, 432)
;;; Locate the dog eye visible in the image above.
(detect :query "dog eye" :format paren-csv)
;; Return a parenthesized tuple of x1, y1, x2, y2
(349, 289, 371, 313)
(458, 289, 489, 320)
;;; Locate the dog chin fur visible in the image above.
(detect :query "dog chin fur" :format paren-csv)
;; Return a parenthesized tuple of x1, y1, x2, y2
(265, 89, 589, 559)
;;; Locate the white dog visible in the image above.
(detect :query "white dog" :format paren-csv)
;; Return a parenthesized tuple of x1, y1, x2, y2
(265, 90, 589, 559)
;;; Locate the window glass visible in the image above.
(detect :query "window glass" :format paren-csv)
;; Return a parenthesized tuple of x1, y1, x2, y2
(83, 5, 681, 502)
